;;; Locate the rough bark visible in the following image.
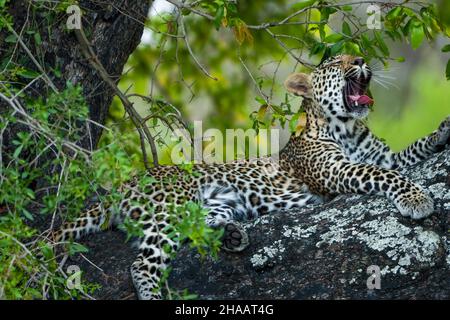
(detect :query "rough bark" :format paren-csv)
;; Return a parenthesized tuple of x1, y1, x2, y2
(0, 0, 151, 153)
(73, 148, 450, 300)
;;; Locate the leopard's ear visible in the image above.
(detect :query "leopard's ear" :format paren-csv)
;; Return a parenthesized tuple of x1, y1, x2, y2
(284, 73, 312, 98)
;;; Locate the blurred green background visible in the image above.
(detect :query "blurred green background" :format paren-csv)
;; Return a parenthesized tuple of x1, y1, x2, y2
(370, 45, 450, 150)
(103, 0, 450, 166)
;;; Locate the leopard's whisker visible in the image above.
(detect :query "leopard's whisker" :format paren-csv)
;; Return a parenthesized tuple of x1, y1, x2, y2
(372, 77, 399, 90)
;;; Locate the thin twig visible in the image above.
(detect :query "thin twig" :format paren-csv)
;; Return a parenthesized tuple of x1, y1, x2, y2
(265, 29, 315, 69)
(73, 26, 159, 168)
(178, 14, 218, 81)
(238, 56, 269, 105)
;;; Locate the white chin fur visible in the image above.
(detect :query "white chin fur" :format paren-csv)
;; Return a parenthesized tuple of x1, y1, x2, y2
(349, 107, 370, 119)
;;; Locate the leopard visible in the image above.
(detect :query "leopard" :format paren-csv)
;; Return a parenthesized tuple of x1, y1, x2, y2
(53, 54, 450, 300)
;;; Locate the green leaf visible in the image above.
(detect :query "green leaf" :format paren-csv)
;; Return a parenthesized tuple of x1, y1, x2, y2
(342, 21, 351, 37)
(68, 242, 89, 256)
(310, 42, 325, 56)
(410, 22, 425, 49)
(402, 18, 413, 36)
(385, 29, 403, 41)
(327, 7, 338, 15)
(442, 44, 450, 52)
(360, 34, 371, 48)
(318, 23, 326, 41)
(13, 144, 23, 158)
(291, 0, 317, 11)
(289, 113, 300, 133)
(254, 96, 266, 105)
(180, 8, 191, 16)
(396, 56, 405, 63)
(4, 34, 17, 43)
(403, 7, 415, 17)
(323, 33, 343, 43)
(330, 40, 344, 56)
(273, 105, 285, 115)
(24, 188, 35, 200)
(226, 2, 237, 14)
(40, 243, 54, 261)
(181, 293, 198, 300)
(342, 5, 352, 12)
(22, 208, 34, 220)
(34, 32, 42, 45)
(320, 7, 331, 22)
(214, 6, 224, 30)
(386, 7, 402, 21)
(359, 35, 377, 57)
(374, 31, 389, 56)
(344, 41, 361, 55)
(16, 69, 40, 79)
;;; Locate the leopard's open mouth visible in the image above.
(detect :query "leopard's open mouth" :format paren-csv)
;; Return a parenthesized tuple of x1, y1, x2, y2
(343, 73, 373, 112)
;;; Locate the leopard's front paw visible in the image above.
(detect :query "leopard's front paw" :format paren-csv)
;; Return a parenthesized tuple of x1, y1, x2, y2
(436, 115, 450, 147)
(221, 222, 249, 252)
(394, 190, 434, 220)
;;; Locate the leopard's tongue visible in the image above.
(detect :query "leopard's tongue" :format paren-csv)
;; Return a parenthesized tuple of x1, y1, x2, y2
(348, 94, 374, 105)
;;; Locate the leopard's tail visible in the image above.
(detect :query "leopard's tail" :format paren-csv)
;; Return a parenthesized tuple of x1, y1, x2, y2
(53, 202, 113, 243)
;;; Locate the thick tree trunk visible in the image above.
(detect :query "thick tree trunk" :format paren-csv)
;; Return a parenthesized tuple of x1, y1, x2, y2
(72, 148, 450, 299)
(0, 0, 150, 154)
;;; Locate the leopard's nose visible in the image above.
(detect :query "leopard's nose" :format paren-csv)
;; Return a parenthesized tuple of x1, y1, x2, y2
(353, 57, 365, 67)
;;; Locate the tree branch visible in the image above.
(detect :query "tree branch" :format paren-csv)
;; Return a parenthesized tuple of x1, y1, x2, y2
(73, 26, 159, 168)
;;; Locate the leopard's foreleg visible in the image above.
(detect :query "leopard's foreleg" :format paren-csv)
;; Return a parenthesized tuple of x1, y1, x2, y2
(392, 115, 450, 169)
(321, 155, 434, 219)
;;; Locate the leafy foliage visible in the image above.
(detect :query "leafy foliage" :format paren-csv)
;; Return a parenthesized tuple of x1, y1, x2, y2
(0, 84, 121, 299)
(168, 201, 224, 258)
(110, 0, 450, 166)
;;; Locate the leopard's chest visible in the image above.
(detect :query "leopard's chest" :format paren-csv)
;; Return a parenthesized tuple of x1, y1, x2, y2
(331, 130, 368, 163)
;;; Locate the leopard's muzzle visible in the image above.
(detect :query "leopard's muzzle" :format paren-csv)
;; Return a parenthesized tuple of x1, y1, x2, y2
(343, 57, 373, 115)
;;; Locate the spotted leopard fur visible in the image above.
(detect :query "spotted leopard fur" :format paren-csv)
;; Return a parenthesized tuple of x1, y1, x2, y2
(54, 54, 450, 300)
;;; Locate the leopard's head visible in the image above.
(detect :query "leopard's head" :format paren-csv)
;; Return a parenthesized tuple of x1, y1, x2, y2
(285, 55, 373, 120)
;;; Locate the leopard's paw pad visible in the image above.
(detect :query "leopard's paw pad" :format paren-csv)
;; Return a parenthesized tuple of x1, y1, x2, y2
(222, 222, 249, 252)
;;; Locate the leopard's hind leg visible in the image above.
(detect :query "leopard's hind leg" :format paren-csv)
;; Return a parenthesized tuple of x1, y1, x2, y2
(130, 209, 178, 300)
(132, 186, 252, 299)
(53, 199, 175, 300)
